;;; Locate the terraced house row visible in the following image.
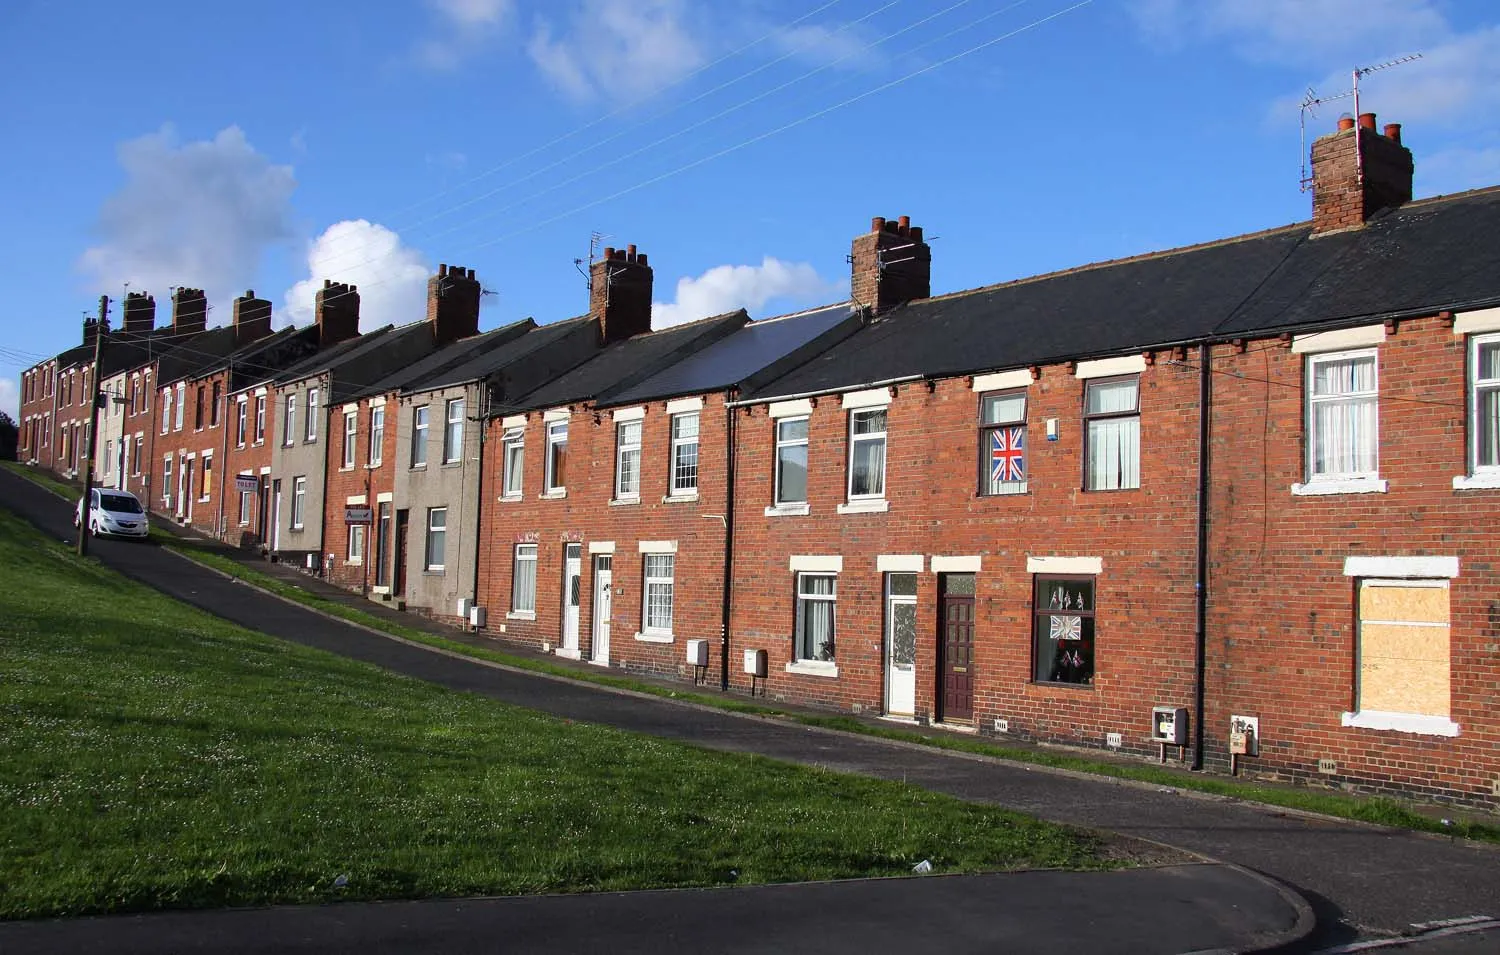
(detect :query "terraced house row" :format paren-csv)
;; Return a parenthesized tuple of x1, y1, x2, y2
(18, 112, 1500, 808)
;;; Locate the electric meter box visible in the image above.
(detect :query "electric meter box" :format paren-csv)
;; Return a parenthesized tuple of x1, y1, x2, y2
(686, 639, 709, 667)
(1151, 706, 1189, 745)
(743, 648, 768, 678)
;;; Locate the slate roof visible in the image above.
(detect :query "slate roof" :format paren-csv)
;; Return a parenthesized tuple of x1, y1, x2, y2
(507, 311, 748, 412)
(748, 187, 1500, 401)
(351, 319, 535, 399)
(270, 324, 396, 387)
(598, 303, 858, 408)
(412, 316, 595, 394)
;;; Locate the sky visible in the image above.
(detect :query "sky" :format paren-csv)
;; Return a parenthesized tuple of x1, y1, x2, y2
(2, 0, 1498, 421)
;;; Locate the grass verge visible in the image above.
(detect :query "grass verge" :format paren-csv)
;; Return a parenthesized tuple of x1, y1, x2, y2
(6, 460, 1497, 846)
(0, 508, 1110, 920)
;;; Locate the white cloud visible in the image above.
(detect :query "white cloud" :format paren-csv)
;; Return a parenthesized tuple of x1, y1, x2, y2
(77, 125, 295, 314)
(653, 257, 838, 328)
(416, 0, 514, 70)
(1417, 144, 1500, 195)
(527, 0, 704, 101)
(774, 22, 879, 69)
(1133, 0, 1449, 63)
(283, 220, 430, 332)
(0, 378, 17, 421)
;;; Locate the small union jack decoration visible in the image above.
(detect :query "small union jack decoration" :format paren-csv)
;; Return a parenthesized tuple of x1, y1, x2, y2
(990, 425, 1025, 486)
(1050, 615, 1082, 641)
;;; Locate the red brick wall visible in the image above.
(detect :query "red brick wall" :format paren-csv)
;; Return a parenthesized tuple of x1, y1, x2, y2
(322, 394, 399, 591)
(730, 365, 1203, 750)
(1204, 317, 1499, 805)
(477, 395, 731, 680)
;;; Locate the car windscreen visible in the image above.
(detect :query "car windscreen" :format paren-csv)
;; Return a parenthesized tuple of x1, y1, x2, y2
(99, 494, 144, 514)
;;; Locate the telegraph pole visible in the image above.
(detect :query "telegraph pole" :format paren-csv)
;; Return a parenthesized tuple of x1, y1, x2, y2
(77, 295, 109, 557)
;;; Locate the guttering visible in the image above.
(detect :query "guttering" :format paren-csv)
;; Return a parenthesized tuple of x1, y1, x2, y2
(724, 374, 922, 409)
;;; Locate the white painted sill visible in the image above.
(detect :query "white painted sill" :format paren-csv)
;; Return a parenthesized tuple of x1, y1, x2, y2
(505, 611, 536, 621)
(347, 557, 364, 566)
(539, 489, 567, 500)
(610, 496, 641, 507)
(634, 631, 673, 644)
(837, 499, 889, 515)
(785, 660, 839, 678)
(372, 586, 390, 596)
(1341, 710, 1460, 737)
(1291, 478, 1388, 496)
(498, 493, 522, 503)
(1452, 472, 1500, 490)
(662, 492, 699, 504)
(765, 503, 810, 517)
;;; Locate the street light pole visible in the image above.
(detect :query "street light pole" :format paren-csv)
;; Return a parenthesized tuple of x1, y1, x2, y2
(77, 296, 109, 557)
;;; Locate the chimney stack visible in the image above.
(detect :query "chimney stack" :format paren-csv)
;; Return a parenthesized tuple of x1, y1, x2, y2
(851, 214, 931, 316)
(315, 279, 361, 347)
(232, 290, 273, 347)
(590, 244, 654, 345)
(1311, 109, 1414, 235)
(171, 287, 208, 335)
(427, 263, 482, 346)
(121, 291, 156, 336)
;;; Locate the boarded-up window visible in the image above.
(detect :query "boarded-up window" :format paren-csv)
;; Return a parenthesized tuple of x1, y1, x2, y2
(1357, 579, 1450, 718)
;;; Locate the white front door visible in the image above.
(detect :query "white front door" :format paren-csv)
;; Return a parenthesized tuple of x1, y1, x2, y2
(560, 543, 582, 656)
(591, 555, 612, 665)
(270, 480, 282, 551)
(180, 459, 193, 521)
(884, 573, 918, 717)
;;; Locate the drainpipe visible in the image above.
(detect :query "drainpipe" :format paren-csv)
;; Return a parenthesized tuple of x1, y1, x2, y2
(1192, 342, 1212, 770)
(215, 360, 231, 542)
(470, 380, 487, 632)
(719, 391, 737, 691)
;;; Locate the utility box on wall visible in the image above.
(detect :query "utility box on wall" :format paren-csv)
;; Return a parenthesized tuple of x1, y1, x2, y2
(1151, 706, 1189, 745)
(743, 648, 768, 678)
(686, 639, 709, 667)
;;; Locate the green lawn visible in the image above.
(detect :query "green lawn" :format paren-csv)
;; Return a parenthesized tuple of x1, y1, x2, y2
(0, 508, 1112, 920)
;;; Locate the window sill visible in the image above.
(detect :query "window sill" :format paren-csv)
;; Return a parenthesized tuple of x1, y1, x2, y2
(978, 483, 1029, 497)
(422, 569, 444, 576)
(372, 586, 390, 596)
(338, 466, 355, 473)
(1341, 710, 1460, 737)
(347, 557, 364, 566)
(1031, 680, 1096, 691)
(837, 499, 889, 515)
(505, 611, 536, 621)
(610, 496, 641, 507)
(440, 462, 462, 470)
(411, 464, 428, 472)
(369, 462, 384, 470)
(785, 660, 838, 678)
(498, 493, 523, 503)
(634, 632, 673, 644)
(1291, 478, 1388, 496)
(663, 492, 699, 504)
(765, 503, 810, 517)
(1452, 472, 1500, 490)
(290, 525, 305, 532)
(540, 490, 567, 500)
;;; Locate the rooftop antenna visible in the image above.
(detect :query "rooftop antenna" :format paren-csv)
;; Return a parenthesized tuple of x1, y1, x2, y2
(1299, 54, 1422, 192)
(575, 231, 611, 292)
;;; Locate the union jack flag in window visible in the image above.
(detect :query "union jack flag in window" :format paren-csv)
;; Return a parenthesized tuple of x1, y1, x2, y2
(989, 425, 1025, 488)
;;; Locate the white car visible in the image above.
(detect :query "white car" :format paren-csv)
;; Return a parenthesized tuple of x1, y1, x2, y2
(75, 488, 150, 539)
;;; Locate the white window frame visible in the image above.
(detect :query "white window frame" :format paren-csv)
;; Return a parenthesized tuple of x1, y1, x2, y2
(236, 397, 247, 447)
(845, 408, 887, 501)
(348, 523, 365, 564)
(793, 572, 837, 664)
(443, 398, 464, 464)
(369, 405, 385, 467)
(774, 416, 809, 506)
(342, 410, 357, 469)
(239, 486, 252, 526)
(1083, 375, 1140, 492)
(615, 419, 642, 500)
(980, 389, 1028, 496)
(283, 394, 297, 447)
(1467, 332, 1500, 478)
(669, 412, 700, 496)
(174, 383, 185, 431)
(1343, 576, 1460, 737)
(1303, 348, 1380, 486)
(425, 507, 447, 571)
(160, 388, 172, 434)
(411, 406, 429, 468)
(291, 476, 306, 529)
(545, 420, 568, 493)
(501, 427, 524, 497)
(199, 454, 213, 502)
(510, 543, 538, 615)
(641, 553, 675, 637)
(162, 454, 173, 507)
(305, 388, 319, 441)
(254, 395, 266, 444)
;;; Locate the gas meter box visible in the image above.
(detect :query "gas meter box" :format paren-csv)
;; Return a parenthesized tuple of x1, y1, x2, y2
(1151, 706, 1189, 745)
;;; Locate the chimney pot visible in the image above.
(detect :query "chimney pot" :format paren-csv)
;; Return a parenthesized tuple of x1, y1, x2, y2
(1358, 112, 1377, 130)
(602, 246, 615, 261)
(1338, 115, 1356, 131)
(439, 263, 449, 276)
(636, 252, 648, 266)
(626, 243, 637, 261)
(897, 215, 910, 234)
(909, 226, 923, 242)
(1384, 122, 1402, 145)
(466, 268, 475, 280)
(246, 289, 254, 297)
(324, 278, 333, 288)
(871, 216, 886, 232)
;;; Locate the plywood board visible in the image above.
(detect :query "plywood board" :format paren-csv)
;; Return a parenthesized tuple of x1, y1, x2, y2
(1360, 622, 1450, 716)
(1360, 584, 1449, 624)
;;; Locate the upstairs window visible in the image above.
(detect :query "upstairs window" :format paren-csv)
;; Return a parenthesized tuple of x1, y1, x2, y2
(342, 411, 357, 469)
(670, 412, 699, 495)
(174, 383, 185, 431)
(774, 417, 809, 505)
(369, 406, 385, 467)
(283, 395, 297, 447)
(253, 395, 266, 444)
(846, 408, 886, 500)
(1307, 350, 1378, 481)
(501, 427, 524, 496)
(615, 419, 641, 499)
(1084, 377, 1139, 491)
(194, 386, 204, 430)
(411, 406, 429, 467)
(210, 381, 221, 427)
(443, 399, 465, 464)
(545, 420, 568, 492)
(306, 388, 320, 441)
(160, 388, 172, 434)
(1468, 334, 1499, 475)
(980, 391, 1027, 495)
(236, 399, 247, 447)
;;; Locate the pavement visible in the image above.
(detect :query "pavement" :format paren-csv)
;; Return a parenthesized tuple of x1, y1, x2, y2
(3, 465, 1499, 954)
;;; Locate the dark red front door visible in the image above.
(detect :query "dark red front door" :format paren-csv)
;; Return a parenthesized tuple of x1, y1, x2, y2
(393, 509, 409, 597)
(939, 575, 976, 722)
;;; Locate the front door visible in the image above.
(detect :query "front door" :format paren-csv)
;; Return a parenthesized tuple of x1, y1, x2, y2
(591, 555, 612, 665)
(393, 509, 409, 597)
(374, 502, 392, 588)
(256, 478, 269, 545)
(884, 572, 918, 717)
(560, 543, 582, 656)
(938, 574, 976, 723)
(270, 479, 281, 551)
(181, 459, 194, 521)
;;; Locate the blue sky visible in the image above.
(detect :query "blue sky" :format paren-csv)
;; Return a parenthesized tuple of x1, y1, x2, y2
(3, 0, 1498, 419)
